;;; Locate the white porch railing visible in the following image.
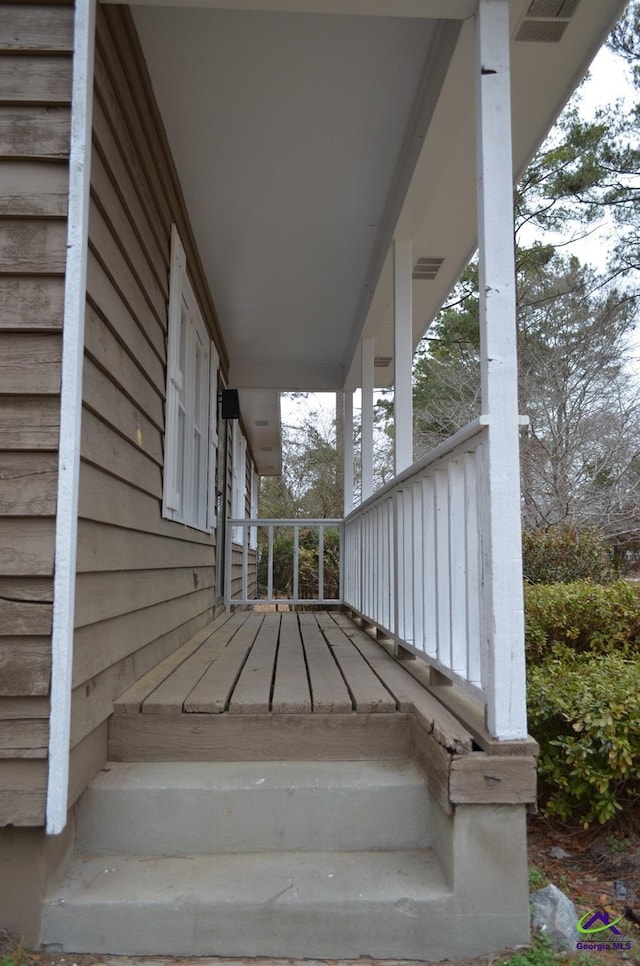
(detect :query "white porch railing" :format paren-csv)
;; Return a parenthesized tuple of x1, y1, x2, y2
(226, 519, 343, 607)
(344, 417, 489, 702)
(226, 416, 526, 738)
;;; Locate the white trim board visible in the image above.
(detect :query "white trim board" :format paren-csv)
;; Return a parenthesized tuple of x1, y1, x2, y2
(100, 0, 476, 17)
(47, 0, 97, 836)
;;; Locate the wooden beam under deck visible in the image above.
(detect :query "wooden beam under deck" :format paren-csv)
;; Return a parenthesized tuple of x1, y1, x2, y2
(109, 610, 536, 809)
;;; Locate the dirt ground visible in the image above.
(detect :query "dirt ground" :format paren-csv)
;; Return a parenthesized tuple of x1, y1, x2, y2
(3, 816, 640, 966)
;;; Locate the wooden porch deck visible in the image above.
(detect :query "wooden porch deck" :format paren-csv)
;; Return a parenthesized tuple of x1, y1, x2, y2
(109, 609, 537, 809)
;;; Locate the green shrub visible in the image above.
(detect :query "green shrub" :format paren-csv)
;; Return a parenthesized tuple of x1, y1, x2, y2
(525, 580, 640, 659)
(528, 648, 640, 826)
(522, 526, 616, 585)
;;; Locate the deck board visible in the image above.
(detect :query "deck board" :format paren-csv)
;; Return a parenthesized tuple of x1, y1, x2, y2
(328, 612, 473, 752)
(228, 613, 280, 714)
(142, 613, 250, 713)
(271, 613, 311, 713)
(115, 614, 234, 714)
(316, 614, 396, 713)
(184, 614, 264, 713)
(300, 617, 352, 713)
(114, 609, 472, 736)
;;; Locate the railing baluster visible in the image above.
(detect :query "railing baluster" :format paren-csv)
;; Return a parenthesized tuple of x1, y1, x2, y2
(318, 524, 324, 603)
(376, 504, 382, 626)
(242, 527, 249, 604)
(476, 440, 490, 691)
(393, 491, 401, 641)
(412, 480, 424, 652)
(449, 458, 466, 676)
(465, 450, 482, 685)
(268, 524, 274, 602)
(403, 488, 414, 644)
(293, 524, 299, 603)
(367, 511, 373, 619)
(422, 476, 437, 658)
(435, 467, 451, 668)
(382, 501, 388, 628)
(388, 496, 395, 637)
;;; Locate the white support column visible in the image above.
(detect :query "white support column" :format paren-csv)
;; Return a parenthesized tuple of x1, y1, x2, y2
(361, 337, 375, 501)
(475, 0, 527, 740)
(393, 238, 413, 475)
(343, 390, 354, 517)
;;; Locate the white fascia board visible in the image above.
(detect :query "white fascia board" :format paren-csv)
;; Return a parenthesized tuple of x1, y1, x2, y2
(47, 0, 96, 836)
(229, 361, 345, 391)
(102, 0, 477, 17)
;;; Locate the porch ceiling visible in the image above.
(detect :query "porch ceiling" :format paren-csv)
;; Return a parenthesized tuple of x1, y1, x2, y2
(126, 0, 625, 396)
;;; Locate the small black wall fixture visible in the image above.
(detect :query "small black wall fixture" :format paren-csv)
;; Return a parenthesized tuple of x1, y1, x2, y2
(220, 389, 240, 420)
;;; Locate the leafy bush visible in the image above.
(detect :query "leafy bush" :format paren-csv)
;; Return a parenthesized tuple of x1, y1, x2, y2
(522, 526, 617, 585)
(528, 648, 640, 826)
(525, 580, 640, 659)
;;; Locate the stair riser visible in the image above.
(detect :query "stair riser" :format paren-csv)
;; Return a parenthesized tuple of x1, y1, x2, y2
(42, 850, 453, 959)
(44, 900, 452, 959)
(43, 898, 530, 960)
(76, 783, 431, 854)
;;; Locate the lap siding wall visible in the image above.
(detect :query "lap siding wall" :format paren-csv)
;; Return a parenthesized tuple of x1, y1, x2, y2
(0, 2, 73, 827)
(69, 4, 230, 802)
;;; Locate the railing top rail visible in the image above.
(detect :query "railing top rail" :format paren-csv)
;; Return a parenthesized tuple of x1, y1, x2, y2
(345, 416, 490, 522)
(227, 518, 344, 527)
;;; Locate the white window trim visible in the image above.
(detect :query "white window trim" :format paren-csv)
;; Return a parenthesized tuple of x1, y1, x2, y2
(231, 425, 247, 545)
(163, 225, 219, 532)
(249, 462, 259, 551)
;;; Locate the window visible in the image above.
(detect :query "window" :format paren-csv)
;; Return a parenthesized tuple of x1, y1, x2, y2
(163, 226, 219, 532)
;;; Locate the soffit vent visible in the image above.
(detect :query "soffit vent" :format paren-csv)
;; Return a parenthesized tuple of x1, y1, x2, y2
(374, 356, 392, 368)
(526, 0, 580, 16)
(412, 256, 445, 280)
(515, 0, 580, 43)
(515, 19, 568, 42)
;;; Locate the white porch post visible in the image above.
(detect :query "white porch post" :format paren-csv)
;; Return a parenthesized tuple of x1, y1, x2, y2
(361, 337, 375, 501)
(343, 390, 354, 516)
(393, 238, 413, 474)
(475, 0, 527, 739)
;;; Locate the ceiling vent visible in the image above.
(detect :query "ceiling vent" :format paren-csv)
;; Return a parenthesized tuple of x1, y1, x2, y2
(412, 256, 445, 281)
(374, 356, 392, 368)
(526, 0, 580, 16)
(254, 419, 269, 427)
(515, 0, 581, 42)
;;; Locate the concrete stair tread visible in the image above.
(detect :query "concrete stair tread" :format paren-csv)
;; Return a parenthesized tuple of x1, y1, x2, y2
(48, 849, 448, 904)
(93, 758, 428, 789)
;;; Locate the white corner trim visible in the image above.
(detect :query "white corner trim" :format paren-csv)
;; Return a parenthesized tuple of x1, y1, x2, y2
(47, 0, 96, 836)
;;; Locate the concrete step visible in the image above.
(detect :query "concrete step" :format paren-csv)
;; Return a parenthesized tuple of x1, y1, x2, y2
(42, 849, 452, 959)
(75, 760, 432, 855)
